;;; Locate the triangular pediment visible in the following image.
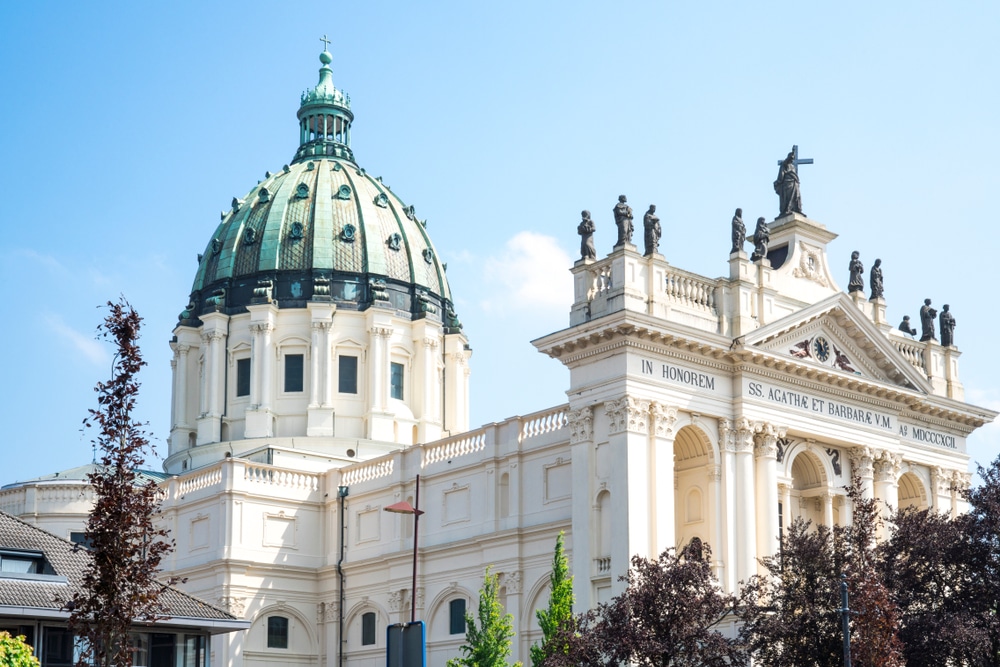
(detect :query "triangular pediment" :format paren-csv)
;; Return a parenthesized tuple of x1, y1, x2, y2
(743, 293, 931, 393)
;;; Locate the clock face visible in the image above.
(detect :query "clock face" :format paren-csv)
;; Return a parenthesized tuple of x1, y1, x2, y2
(813, 336, 831, 362)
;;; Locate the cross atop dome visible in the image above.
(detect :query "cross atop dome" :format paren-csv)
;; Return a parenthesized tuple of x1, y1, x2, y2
(293, 43, 355, 163)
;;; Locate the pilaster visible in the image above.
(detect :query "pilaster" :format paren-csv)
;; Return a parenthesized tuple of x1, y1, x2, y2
(650, 402, 678, 556)
(245, 303, 278, 439)
(717, 419, 738, 593)
(568, 406, 595, 613)
(605, 395, 652, 595)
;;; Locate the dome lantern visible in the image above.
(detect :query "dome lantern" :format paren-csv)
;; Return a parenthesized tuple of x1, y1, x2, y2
(293, 40, 354, 164)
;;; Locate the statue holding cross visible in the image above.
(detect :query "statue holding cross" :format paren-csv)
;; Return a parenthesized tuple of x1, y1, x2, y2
(774, 145, 812, 217)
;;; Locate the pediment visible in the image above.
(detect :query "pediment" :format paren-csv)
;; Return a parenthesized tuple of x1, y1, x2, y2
(743, 293, 931, 393)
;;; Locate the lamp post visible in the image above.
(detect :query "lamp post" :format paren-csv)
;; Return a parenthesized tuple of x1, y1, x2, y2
(384, 474, 424, 623)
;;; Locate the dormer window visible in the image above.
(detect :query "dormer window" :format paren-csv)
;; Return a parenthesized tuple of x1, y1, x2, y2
(0, 549, 47, 574)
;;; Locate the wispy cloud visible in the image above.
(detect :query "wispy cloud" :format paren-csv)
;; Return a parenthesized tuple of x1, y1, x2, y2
(14, 248, 66, 274)
(480, 232, 573, 313)
(44, 314, 108, 366)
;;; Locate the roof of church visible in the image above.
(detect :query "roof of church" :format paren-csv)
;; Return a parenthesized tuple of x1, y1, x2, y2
(1, 464, 168, 489)
(0, 511, 244, 632)
(181, 49, 456, 326)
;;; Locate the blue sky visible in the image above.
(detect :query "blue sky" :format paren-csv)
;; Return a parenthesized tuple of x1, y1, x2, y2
(1, 1, 997, 483)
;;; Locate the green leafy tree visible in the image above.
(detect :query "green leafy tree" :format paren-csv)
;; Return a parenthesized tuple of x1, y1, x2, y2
(0, 632, 40, 667)
(530, 532, 574, 666)
(447, 566, 522, 667)
(68, 300, 176, 667)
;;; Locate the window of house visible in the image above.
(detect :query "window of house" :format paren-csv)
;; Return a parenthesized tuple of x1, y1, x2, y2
(267, 616, 289, 649)
(42, 627, 75, 667)
(339, 355, 358, 394)
(0, 550, 45, 574)
(449, 599, 466, 635)
(284, 354, 304, 393)
(183, 635, 206, 667)
(361, 612, 376, 646)
(236, 358, 251, 397)
(390, 362, 404, 400)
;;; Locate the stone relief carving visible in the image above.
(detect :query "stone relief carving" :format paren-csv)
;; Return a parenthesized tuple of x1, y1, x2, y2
(873, 451, 902, 483)
(604, 396, 651, 435)
(218, 596, 246, 617)
(825, 447, 842, 476)
(791, 241, 829, 286)
(650, 402, 678, 438)
(498, 571, 522, 594)
(568, 406, 594, 444)
(848, 446, 874, 478)
(734, 417, 755, 453)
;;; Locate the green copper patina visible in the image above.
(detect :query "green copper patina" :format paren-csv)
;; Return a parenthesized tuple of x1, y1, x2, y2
(293, 48, 354, 164)
(183, 46, 456, 326)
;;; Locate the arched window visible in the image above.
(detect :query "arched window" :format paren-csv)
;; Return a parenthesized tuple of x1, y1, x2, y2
(267, 616, 289, 649)
(449, 599, 466, 635)
(361, 612, 376, 646)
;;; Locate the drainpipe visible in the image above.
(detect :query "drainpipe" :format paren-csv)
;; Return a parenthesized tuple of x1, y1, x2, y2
(337, 485, 349, 667)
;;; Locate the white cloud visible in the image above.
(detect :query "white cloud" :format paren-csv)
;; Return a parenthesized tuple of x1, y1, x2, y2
(14, 248, 66, 273)
(479, 232, 573, 313)
(44, 314, 108, 366)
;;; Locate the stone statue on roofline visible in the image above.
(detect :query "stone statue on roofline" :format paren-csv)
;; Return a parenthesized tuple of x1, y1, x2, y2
(898, 316, 917, 336)
(919, 298, 938, 342)
(643, 205, 661, 256)
(578, 210, 596, 260)
(613, 195, 634, 246)
(730, 208, 745, 254)
(848, 251, 864, 293)
(750, 217, 769, 262)
(940, 304, 956, 347)
(775, 149, 804, 216)
(869, 259, 884, 301)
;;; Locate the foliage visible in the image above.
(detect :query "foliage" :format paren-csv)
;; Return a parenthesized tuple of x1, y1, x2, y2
(880, 506, 985, 666)
(740, 482, 903, 667)
(68, 299, 175, 667)
(546, 541, 747, 667)
(964, 455, 1000, 665)
(530, 532, 574, 667)
(447, 566, 522, 667)
(0, 632, 40, 667)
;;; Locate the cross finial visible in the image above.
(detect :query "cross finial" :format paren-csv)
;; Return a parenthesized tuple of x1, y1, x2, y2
(777, 144, 814, 169)
(319, 34, 331, 51)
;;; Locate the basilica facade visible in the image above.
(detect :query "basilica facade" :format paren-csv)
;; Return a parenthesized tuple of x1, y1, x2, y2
(1, 48, 995, 667)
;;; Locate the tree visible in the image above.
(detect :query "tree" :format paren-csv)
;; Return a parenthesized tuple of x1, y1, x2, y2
(740, 483, 903, 667)
(447, 566, 522, 667)
(547, 541, 747, 667)
(530, 532, 574, 667)
(963, 455, 1000, 665)
(68, 300, 176, 667)
(0, 632, 40, 667)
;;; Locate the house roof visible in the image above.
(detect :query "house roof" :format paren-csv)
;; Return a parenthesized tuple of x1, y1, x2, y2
(0, 511, 247, 634)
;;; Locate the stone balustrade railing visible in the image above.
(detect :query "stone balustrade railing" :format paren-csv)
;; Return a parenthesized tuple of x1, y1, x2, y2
(891, 337, 928, 374)
(664, 266, 718, 314)
(520, 406, 568, 440)
(341, 459, 394, 486)
(422, 430, 487, 466)
(178, 465, 223, 496)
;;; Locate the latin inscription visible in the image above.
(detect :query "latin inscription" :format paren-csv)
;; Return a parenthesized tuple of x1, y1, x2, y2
(745, 380, 894, 432)
(641, 359, 717, 391)
(898, 423, 958, 450)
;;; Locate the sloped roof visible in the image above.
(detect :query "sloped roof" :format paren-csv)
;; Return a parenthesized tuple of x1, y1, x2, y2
(0, 511, 245, 633)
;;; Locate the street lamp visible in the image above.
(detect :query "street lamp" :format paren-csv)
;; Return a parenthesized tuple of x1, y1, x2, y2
(384, 474, 424, 624)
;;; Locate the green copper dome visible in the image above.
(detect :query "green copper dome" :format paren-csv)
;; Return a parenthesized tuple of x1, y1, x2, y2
(182, 50, 458, 329)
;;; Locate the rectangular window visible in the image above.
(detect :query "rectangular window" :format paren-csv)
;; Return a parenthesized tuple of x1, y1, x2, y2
(183, 635, 206, 667)
(284, 354, 304, 393)
(267, 616, 289, 649)
(236, 358, 251, 397)
(449, 599, 466, 635)
(361, 612, 376, 646)
(390, 362, 404, 400)
(339, 356, 358, 394)
(43, 627, 75, 667)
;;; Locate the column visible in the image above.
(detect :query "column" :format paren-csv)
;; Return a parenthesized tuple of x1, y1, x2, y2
(369, 326, 391, 412)
(873, 452, 901, 516)
(822, 492, 834, 528)
(754, 423, 782, 564)
(259, 322, 274, 411)
(931, 467, 953, 516)
(778, 483, 792, 541)
(309, 322, 322, 408)
(734, 418, 757, 584)
(650, 402, 678, 556)
(175, 344, 190, 428)
(848, 447, 875, 499)
(307, 320, 334, 437)
(605, 396, 652, 596)
(717, 419, 738, 594)
(708, 462, 723, 584)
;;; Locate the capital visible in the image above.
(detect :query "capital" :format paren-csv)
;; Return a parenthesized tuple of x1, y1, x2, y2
(650, 402, 678, 438)
(567, 406, 594, 444)
(605, 396, 651, 435)
(848, 446, 874, 478)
